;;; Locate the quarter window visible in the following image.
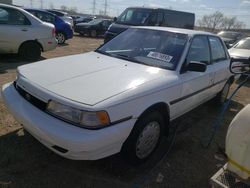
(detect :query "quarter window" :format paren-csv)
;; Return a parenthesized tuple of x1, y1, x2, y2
(209, 36, 227, 62)
(0, 7, 30, 25)
(186, 36, 210, 64)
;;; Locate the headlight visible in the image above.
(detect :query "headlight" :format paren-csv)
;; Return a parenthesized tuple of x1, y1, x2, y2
(46, 100, 110, 129)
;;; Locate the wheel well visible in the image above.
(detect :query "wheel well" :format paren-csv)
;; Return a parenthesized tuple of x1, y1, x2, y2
(19, 40, 43, 52)
(138, 102, 170, 135)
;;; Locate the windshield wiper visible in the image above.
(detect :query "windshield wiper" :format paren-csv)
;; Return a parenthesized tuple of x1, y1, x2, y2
(110, 53, 144, 64)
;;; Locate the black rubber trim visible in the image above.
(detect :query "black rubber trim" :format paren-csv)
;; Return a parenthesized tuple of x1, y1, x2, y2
(170, 79, 227, 105)
(52, 145, 68, 153)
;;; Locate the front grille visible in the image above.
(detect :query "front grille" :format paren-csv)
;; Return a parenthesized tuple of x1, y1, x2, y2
(14, 82, 47, 111)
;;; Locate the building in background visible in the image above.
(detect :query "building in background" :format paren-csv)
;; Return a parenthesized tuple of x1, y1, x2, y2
(0, 0, 12, 5)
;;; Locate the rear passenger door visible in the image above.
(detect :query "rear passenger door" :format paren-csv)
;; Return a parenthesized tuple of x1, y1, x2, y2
(0, 7, 32, 53)
(208, 36, 231, 94)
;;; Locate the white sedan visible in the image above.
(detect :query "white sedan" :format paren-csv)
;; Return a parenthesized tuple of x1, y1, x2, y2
(1, 27, 233, 163)
(0, 4, 57, 60)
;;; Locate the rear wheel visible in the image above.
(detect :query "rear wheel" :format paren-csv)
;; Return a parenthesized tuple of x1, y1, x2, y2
(19, 41, 41, 61)
(121, 111, 164, 164)
(56, 32, 66, 44)
(90, 30, 97, 38)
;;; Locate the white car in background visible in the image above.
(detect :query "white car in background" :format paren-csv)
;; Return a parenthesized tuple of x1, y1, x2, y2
(0, 4, 57, 61)
(2, 27, 234, 164)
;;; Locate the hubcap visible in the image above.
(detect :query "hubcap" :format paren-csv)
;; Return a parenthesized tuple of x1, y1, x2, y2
(135, 121, 161, 159)
(56, 33, 65, 44)
(221, 83, 229, 103)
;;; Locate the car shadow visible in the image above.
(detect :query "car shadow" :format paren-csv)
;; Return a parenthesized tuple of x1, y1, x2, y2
(57, 43, 69, 47)
(0, 99, 244, 188)
(0, 54, 46, 74)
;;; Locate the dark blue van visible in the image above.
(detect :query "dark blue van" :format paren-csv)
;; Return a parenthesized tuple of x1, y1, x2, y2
(104, 7, 195, 43)
(25, 8, 73, 44)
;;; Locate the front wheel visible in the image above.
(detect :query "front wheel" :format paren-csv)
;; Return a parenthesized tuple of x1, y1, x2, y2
(121, 112, 164, 164)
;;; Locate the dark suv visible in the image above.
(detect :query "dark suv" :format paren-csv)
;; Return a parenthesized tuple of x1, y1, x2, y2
(104, 7, 195, 42)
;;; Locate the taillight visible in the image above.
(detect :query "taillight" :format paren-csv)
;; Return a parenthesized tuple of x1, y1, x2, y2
(52, 27, 56, 37)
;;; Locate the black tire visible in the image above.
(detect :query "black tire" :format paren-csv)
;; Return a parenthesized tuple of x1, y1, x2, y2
(56, 32, 66, 44)
(214, 81, 231, 105)
(19, 41, 41, 61)
(121, 111, 164, 164)
(90, 30, 97, 38)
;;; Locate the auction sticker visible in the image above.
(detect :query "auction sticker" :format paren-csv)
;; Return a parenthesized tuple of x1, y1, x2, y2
(147, 52, 173, 63)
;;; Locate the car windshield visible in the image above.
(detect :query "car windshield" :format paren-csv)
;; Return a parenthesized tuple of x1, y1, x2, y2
(116, 8, 152, 25)
(218, 32, 240, 40)
(234, 38, 250, 50)
(88, 19, 102, 25)
(97, 28, 188, 70)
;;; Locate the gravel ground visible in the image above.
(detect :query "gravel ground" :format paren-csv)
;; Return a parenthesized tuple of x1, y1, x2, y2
(0, 35, 250, 188)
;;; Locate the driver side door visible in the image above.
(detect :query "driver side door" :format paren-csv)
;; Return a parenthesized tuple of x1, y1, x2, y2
(171, 35, 215, 118)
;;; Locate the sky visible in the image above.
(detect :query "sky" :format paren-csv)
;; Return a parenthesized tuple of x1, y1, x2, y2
(14, 0, 250, 28)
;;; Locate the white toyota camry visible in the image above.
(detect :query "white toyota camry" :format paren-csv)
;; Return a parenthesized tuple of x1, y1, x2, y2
(1, 27, 234, 163)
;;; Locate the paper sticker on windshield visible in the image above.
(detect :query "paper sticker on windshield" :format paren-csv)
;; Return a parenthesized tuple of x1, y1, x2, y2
(147, 52, 173, 63)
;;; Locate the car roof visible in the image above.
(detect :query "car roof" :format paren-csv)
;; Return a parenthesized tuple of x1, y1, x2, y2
(218, 31, 241, 34)
(133, 26, 216, 37)
(25, 8, 55, 15)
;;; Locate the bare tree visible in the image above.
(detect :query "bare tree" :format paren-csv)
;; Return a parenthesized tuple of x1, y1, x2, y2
(197, 11, 224, 32)
(197, 11, 245, 32)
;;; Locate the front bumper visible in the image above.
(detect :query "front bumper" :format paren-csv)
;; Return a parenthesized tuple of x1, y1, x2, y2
(1, 82, 135, 160)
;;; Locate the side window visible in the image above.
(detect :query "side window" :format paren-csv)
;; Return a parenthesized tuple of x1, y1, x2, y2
(36, 11, 55, 24)
(186, 36, 210, 64)
(0, 7, 30, 25)
(0, 8, 8, 24)
(209, 36, 227, 62)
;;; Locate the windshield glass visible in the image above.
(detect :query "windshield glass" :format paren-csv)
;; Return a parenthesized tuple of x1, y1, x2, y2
(218, 32, 240, 39)
(116, 8, 152, 25)
(88, 19, 102, 25)
(97, 28, 188, 70)
(234, 38, 250, 50)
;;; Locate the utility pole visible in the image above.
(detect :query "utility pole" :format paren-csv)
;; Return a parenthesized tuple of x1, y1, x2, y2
(40, 0, 44, 9)
(30, 0, 33, 7)
(104, 0, 108, 16)
(92, 0, 96, 15)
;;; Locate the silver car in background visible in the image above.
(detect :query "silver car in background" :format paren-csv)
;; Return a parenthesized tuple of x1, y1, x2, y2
(229, 37, 250, 60)
(0, 4, 57, 60)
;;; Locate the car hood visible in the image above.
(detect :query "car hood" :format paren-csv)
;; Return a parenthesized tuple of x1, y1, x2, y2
(108, 23, 129, 34)
(18, 52, 173, 106)
(229, 48, 250, 59)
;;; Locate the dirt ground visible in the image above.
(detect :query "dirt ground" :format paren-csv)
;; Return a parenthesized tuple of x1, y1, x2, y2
(0, 35, 250, 188)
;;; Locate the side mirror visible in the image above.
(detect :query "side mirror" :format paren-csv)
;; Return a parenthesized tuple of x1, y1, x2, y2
(113, 17, 117, 22)
(187, 61, 207, 72)
(230, 58, 250, 74)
